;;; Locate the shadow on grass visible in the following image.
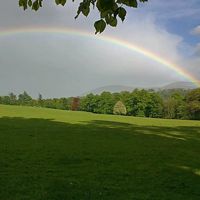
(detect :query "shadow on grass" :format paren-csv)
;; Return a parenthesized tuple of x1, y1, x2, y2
(0, 116, 200, 200)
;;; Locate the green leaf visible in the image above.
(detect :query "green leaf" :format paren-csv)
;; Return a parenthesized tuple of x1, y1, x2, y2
(55, 0, 61, 5)
(105, 15, 117, 27)
(118, 7, 126, 21)
(19, 0, 23, 7)
(97, 0, 115, 11)
(32, 0, 39, 11)
(61, 0, 67, 6)
(39, 0, 43, 7)
(82, 7, 90, 16)
(75, 1, 90, 18)
(19, 0, 28, 10)
(100, 10, 109, 18)
(130, 0, 138, 7)
(28, 0, 32, 7)
(94, 19, 106, 34)
(117, 0, 138, 8)
(109, 16, 117, 27)
(18, 0, 148, 34)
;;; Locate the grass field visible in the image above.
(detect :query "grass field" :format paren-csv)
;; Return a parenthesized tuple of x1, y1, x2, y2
(0, 104, 200, 200)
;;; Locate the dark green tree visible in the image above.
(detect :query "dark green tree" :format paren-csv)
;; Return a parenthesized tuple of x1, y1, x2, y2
(163, 98, 177, 119)
(80, 93, 97, 112)
(163, 91, 188, 119)
(186, 88, 200, 120)
(0, 96, 11, 105)
(37, 93, 43, 106)
(38, 93, 42, 101)
(9, 93, 17, 105)
(97, 92, 115, 114)
(125, 89, 148, 117)
(18, 0, 148, 33)
(145, 92, 163, 118)
(18, 91, 32, 105)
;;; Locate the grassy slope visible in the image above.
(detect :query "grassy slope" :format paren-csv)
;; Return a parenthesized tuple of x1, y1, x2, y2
(0, 105, 200, 200)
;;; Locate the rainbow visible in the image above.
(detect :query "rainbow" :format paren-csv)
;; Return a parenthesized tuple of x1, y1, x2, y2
(0, 27, 199, 87)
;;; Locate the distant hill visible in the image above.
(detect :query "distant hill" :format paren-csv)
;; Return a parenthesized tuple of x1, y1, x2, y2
(83, 81, 198, 95)
(84, 85, 135, 95)
(161, 81, 198, 90)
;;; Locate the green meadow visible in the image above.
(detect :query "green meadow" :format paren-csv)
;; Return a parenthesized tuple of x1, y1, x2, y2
(1, 104, 200, 200)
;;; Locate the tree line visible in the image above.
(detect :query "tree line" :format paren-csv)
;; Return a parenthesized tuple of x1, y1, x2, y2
(0, 88, 200, 120)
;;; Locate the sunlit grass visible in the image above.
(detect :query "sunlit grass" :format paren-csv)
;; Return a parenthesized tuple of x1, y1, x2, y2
(0, 105, 200, 200)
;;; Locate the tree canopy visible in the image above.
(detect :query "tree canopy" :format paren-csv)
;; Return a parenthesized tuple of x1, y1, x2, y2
(1, 88, 200, 120)
(18, 0, 148, 33)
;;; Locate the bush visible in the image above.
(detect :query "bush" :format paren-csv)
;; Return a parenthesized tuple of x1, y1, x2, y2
(113, 101, 127, 115)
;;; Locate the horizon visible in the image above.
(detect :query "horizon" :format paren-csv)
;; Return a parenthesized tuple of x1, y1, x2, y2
(0, 81, 198, 99)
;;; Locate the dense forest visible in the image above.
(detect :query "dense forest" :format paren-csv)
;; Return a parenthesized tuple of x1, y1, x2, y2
(0, 88, 200, 120)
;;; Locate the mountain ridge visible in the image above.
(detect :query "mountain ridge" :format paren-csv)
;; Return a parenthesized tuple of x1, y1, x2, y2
(82, 81, 198, 95)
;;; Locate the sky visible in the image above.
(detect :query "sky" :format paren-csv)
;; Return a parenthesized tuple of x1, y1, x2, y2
(0, 0, 200, 98)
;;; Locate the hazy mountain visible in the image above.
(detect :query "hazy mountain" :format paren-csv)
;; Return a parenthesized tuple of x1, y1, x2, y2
(161, 81, 198, 90)
(84, 85, 135, 95)
(83, 82, 198, 95)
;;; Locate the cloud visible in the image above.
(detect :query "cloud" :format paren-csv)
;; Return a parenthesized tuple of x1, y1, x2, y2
(136, 0, 200, 20)
(194, 43, 200, 54)
(0, 1, 199, 97)
(184, 56, 200, 80)
(191, 25, 200, 35)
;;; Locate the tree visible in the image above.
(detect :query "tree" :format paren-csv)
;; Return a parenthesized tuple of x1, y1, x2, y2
(80, 93, 97, 112)
(186, 88, 200, 102)
(145, 92, 163, 118)
(18, 0, 148, 33)
(162, 91, 189, 119)
(71, 97, 80, 111)
(163, 98, 177, 119)
(113, 101, 127, 115)
(125, 89, 148, 117)
(37, 93, 43, 106)
(38, 93, 43, 101)
(9, 93, 17, 105)
(0, 96, 11, 105)
(18, 91, 32, 105)
(186, 88, 200, 120)
(171, 92, 187, 119)
(94, 92, 115, 114)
